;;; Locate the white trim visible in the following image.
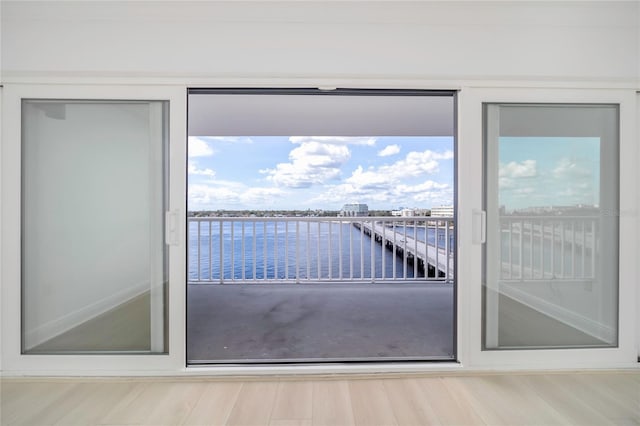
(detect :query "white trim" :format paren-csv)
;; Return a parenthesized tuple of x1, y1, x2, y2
(148, 101, 166, 354)
(637, 92, 640, 360)
(23, 281, 150, 351)
(1, 73, 638, 91)
(483, 104, 501, 349)
(1, 84, 187, 373)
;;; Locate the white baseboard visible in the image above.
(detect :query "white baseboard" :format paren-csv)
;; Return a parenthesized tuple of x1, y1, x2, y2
(24, 282, 150, 350)
(500, 284, 616, 344)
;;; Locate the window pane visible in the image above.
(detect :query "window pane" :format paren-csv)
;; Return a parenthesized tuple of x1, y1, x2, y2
(22, 100, 168, 354)
(483, 104, 618, 350)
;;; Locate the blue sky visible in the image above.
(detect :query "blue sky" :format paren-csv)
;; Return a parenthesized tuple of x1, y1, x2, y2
(188, 136, 454, 211)
(499, 137, 600, 211)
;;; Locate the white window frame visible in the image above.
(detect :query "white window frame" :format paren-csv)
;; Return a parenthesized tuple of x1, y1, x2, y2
(458, 87, 638, 369)
(1, 84, 187, 374)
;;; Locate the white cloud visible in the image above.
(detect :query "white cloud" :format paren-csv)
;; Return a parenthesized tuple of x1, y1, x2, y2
(553, 158, 592, 178)
(377, 149, 453, 180)
(311, 178, 452, 208)
(513, 187, 536, 195)
(499, 160, 537, 178)
(262, 140, 352, 188)
(188, 161, 216, 178)
(188, 184, 238, 206)
(188, 137, 215, 157)
(308, 149, 454, 207)
(378, 144, 400, 157)
(188, 182, 287, 209)
(241, 187, 288, 205)
(345, 166, 391, 190)
(396, 180, 449, 195)
(499, 160, 537, 190)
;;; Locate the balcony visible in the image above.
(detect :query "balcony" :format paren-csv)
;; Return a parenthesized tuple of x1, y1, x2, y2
(186, 216, 456, 363)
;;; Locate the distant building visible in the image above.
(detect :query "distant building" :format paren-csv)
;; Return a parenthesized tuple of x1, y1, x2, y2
(392, 207, 428, 217)
(431, 205, 454, 217)
(401, 208, 415, 217)
(340, 203, 369, 217)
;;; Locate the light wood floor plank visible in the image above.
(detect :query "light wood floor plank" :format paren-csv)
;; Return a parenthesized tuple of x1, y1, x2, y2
(99, 381, 148, 425)
(555, 374, 640, 424)
(482, 375, 569, 425)
(139, 382, 207, 426)
(1, 381, 47, 422)
(269, 381, 313, 424)
(349, 379, 398, 426)
(576, 373, 640, 416)
(54, 382, 139, 426)
(102, 382, 204, 425)
(2, 372, 639, 426)
(270, 420, 313, 426)
(225, 381, 279, 426)
(2, 382, 78, 426)
(456, 375, 581, 426)
(383, 378, 440, 426)
(312, 380, 355, 426)
(100, 381, 202, 425)
(418, 377, 486, 425)
(517, 374, 615, 426)
(180, 381, 242, 426)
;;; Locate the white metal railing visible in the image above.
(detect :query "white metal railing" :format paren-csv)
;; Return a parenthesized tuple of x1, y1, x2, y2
(499, 215, 598, 282)
(188, 216, 455, 284)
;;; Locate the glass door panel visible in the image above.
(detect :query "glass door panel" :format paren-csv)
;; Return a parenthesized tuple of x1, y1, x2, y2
(21, 100, 168, 354)
(483, 104, 619, 350)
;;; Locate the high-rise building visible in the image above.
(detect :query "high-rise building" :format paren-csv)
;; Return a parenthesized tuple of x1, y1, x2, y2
(339, 203, 369, 217)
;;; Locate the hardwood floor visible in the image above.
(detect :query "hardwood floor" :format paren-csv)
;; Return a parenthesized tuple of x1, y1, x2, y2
(1, 371, 639, 425)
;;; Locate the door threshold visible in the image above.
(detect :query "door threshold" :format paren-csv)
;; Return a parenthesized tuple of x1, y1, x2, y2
(183, 360, 463, 377)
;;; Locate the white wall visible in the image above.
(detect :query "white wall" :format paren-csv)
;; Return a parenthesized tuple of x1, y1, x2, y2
(1, 1, 638, 87)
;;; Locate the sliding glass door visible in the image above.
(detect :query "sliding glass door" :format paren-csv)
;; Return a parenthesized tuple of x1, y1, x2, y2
(483, 103, 619, 350)
(2, 85, 186, 372)
(21, 100, 169, 354)
(460, 88, 636, 368)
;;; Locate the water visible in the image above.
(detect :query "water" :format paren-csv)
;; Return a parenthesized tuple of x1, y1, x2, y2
(188, 220, 454, 282)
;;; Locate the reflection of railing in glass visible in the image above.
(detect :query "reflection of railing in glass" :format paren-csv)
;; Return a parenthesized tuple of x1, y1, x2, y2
(188, 217, 455, 284)
(499, 215, 598, 281)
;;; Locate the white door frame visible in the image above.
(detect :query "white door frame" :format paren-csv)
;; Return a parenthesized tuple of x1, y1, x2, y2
(1, 83, 637, 375)
(459, 87, 638, 369)
(0, 84, 187, 374)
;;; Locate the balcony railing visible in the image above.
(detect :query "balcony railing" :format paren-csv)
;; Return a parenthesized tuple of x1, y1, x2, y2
(188, 216, 455, 284)
(498, 215, 598, 282)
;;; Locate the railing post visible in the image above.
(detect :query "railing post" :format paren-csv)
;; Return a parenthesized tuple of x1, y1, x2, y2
(219, 221, 224, 284)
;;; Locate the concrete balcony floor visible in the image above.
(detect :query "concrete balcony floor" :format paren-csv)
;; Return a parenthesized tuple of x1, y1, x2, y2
(187, 283, 455, 363)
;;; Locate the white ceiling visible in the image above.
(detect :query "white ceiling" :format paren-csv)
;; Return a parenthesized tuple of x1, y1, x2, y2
(188, 92, 454, 137)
